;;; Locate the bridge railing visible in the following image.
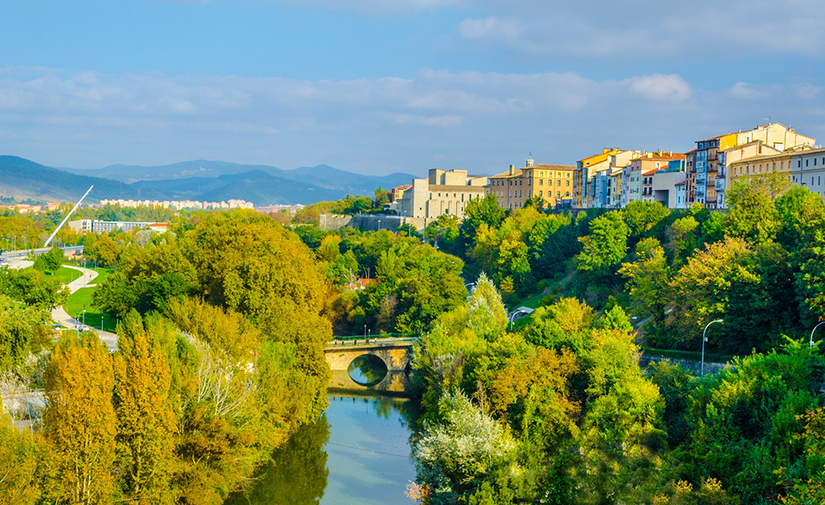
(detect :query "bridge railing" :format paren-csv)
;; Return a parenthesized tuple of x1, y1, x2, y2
(328, 332, 420, 346)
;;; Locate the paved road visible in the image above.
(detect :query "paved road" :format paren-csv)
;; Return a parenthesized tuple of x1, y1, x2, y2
(50, 264, 119, 351)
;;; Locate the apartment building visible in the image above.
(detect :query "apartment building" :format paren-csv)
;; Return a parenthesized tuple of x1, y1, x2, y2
(686, 123, 814, 209)
(487, 156, 575, 210)
(620, 151, 685, 208)
(791, 148, 825, 199)
(574, 148, 640, 209)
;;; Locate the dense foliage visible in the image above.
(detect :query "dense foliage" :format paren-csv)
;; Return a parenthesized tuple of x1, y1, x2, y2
(0, 210, 333, 504)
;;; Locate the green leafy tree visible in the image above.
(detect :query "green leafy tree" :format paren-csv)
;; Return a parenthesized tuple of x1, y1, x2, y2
(725, 171, 791, 244)
(619, 237, 671, 329)
(467, 272, 508, 341)
(577, 211, 629, 273)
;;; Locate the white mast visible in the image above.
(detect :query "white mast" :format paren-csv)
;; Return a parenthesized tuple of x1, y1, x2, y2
(44, 185, 93, 248)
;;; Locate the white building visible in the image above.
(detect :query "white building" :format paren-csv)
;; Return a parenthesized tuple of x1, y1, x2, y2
(791, 148, 825, 199)
(397, 169, 488, 220)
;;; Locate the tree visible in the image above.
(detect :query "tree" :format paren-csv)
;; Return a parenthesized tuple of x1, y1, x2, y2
(415, 391, 516, 501)
(0, 294, 50, 373)
(619, 237, 671, 327)
(667, 237, 760, 346)
(42, 333, 117, 504)
(467, 272, 508, 341)
(89, 232, 121, 267)
(725, 172, 791, 244)
(0, 399, 42, 504)
(577, 211, 629, 273)
(114, 311, 176, 502)
(188, 211, 331, 419)
(622, 201, 670, 238)
(33, 246, 63, 272)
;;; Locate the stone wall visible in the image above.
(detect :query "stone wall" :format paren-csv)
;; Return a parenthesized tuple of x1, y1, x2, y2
(319, 214, 426, 232)
(639, 355, 729, 376)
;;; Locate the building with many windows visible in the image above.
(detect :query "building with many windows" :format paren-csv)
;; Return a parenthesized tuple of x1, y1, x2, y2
(791, 148, 825, 199)
(620, 151, 685, 208)
(396, 169, 488, 220)
(686, 123, 814, 209)
(68, 220, 168, 234)
(574, 148, 640, 209)
(487, 156, 575, 210)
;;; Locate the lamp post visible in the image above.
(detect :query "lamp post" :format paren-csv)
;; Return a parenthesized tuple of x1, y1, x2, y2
(701, 319, 723, 378)
(810, 321, 825, 349)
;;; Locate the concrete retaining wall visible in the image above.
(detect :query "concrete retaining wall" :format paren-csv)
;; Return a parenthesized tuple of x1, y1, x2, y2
(319, 214, 426, 232)
(639, 355, 729, 376)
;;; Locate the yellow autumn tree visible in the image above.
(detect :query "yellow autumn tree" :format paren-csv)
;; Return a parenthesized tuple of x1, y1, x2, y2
(42, 332, 117, 504)
(114, 310, 177, 503)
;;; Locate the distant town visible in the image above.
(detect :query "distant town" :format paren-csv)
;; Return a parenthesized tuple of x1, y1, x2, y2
(3, 123, 821, 229)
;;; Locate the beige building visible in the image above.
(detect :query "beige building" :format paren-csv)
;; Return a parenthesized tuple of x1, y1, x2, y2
(791, 148, 825, 199)
(686, 123, 815, 209)
(397, 169, 488, 220)
(487, 156, 576, 210)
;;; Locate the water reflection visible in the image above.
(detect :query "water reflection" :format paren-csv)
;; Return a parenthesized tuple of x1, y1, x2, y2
(347, 355, 388, 387)
(225, 414, 330, 505)
(225, 394, 419, 505)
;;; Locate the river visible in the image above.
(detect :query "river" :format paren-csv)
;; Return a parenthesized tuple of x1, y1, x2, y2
(225, 393, 419, 504)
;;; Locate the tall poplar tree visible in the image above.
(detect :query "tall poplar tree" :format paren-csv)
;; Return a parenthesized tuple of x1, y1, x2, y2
(114, 311, 176, 503)
(43, 333, 117, 504)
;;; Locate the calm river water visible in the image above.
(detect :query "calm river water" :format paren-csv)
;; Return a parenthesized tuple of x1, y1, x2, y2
(225, 393, 419, 505)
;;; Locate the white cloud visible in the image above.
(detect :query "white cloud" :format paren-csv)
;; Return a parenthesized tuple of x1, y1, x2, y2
(452, 0, 825, 58)
(628, 74, 691, 102)
(457, 16, 520, 40)
(0, 66, 821, 174)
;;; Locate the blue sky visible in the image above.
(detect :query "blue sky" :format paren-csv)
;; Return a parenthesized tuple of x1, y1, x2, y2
(1, 0, 824, 175)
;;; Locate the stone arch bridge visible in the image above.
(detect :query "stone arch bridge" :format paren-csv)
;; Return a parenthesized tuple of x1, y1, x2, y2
(325, 339, 416, 394)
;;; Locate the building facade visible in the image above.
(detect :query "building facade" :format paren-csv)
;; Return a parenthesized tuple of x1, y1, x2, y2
(791, 148, 825, 199)
(687, 123, 814, 209)
(397, 169, 488, 220)
(574, 148, 640, 209)
(487, 156, 576, 210)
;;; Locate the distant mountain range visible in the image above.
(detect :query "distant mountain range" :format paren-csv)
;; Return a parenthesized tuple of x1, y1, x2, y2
(0, 156, 417, 206)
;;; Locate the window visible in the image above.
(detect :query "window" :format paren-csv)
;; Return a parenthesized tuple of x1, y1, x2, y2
(429, 193, 432, 199)
(566, 180, 570, 186)
(539, 179, 543, 185)
(539, 190, 543, 197)
(565, 191, 570, 197)
(557, 191, 560, 197)
(806, 159, 809, 167)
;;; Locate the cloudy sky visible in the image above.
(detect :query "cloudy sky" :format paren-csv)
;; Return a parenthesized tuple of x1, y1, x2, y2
(2, 0, 824, 176)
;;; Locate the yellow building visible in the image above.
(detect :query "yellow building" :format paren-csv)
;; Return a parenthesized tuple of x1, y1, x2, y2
(574, 148, 640, 208)
(487, 156, 576, 210)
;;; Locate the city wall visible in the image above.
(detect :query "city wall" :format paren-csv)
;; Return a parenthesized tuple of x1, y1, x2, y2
(319, 214, 426, 232)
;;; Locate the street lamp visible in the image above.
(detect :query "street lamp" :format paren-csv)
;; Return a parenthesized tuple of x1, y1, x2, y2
(701, 319, 723, 378)
(810, 321, 825, 349)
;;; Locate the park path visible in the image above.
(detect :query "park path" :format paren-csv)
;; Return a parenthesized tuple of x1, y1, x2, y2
(50, 264, 118, 351)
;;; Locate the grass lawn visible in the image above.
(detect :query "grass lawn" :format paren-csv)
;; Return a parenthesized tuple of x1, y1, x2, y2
(46, 266, 84, 284)
(65, 286, 118, 333)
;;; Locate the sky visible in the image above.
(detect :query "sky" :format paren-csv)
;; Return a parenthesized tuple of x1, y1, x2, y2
(1, 0, 825, 176)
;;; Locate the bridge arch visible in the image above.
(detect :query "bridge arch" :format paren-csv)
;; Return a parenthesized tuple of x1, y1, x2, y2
(324, 340, 415, 394)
